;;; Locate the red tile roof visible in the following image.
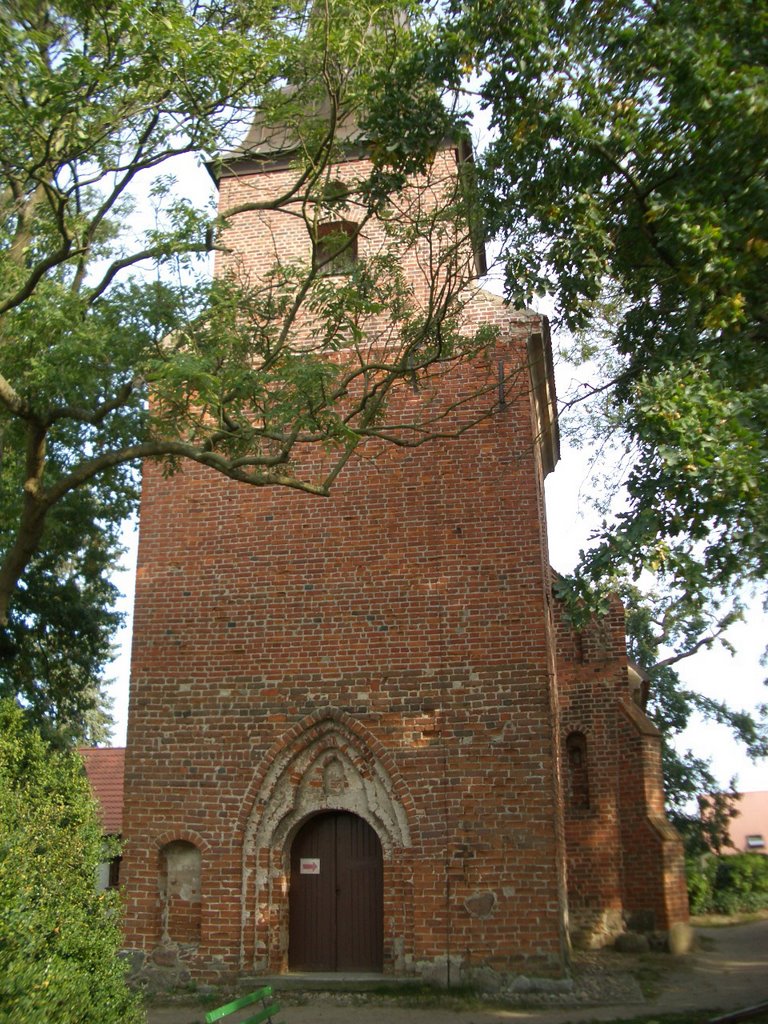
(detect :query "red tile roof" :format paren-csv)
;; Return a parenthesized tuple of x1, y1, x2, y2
(79, 747, 125, 834)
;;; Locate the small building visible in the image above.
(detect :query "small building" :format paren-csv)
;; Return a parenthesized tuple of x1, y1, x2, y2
(725, 792, 768, 854)
(80, 746, 125, 889)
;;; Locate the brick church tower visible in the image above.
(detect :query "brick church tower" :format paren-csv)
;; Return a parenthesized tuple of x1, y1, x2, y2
(120, 98, 689, 988)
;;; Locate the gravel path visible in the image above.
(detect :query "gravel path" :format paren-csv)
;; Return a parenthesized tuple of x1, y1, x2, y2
(147, 917, 768, 1024)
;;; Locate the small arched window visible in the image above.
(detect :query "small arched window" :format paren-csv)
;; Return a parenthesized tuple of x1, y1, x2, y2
(159, 840, 201, 945)
(565, 731, 590, 809)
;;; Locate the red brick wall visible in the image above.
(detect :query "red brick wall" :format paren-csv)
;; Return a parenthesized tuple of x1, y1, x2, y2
(617, 702, 690, 931)
(553, 594, 627, 946)
(215, 148, 474, 304)
(121, 315, 570, 980)
(122, 142, 572, 984)
(120, 137, 685, 986)
(554, 590, 689, 945)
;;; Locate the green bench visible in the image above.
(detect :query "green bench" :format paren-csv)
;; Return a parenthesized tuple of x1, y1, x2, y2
(205, 985, 283, 1024)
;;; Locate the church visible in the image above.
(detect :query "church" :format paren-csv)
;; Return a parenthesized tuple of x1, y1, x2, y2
(120, 94, 689, 989)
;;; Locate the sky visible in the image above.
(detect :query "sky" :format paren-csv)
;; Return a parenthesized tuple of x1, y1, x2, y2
(544, 420, 768, 796)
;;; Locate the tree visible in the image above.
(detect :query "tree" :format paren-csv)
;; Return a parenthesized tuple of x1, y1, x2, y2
(620, 578, 766, 845)
(407, 0, 768, 798)
(428, 0, 768, 627)
(0, 0, 497, 737)
(0, 449, 121, 743)
(8, 0, 764, 747)
(693, 790, 742, 858)
(0, 698, 143, 1023)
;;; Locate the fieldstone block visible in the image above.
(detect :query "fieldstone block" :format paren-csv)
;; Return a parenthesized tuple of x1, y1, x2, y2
(614, 932, 650, 954)
(667, 921, 693, 955)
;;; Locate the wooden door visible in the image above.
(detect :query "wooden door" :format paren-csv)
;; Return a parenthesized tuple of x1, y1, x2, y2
(289, 811, 383, 972)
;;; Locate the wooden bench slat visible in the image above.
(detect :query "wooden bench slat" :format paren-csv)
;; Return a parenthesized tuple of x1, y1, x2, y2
(208, 1002, 280, 1024)
(205, 990, 265, 1022)
(205, 986, 279, 1024)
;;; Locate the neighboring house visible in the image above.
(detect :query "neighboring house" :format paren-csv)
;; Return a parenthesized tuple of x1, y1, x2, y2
(119, 105, 689, 989)
(724, 792, 768, 854)
(80, 746, 125, 889)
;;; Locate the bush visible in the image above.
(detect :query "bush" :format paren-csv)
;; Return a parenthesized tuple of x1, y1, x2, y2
(685, 855, 718, 914)
(686, 851, 768, 916)
(0, 699, 143, 1024)
(713, 854, 768, 913)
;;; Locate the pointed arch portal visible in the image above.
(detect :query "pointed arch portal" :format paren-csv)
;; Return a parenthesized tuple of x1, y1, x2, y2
(288, 811, 383, 972)
(240, 711, 412, 974)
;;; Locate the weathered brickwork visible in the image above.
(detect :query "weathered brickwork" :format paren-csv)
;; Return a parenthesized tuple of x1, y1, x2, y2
(120, 137, 687, 988)
(553, 591, 689, 948)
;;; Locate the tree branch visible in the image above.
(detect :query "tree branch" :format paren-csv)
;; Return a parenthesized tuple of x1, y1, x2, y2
(651, 623, 733, 671)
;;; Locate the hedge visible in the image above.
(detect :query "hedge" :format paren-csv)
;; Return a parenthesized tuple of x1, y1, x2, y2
(0, 699, 143, 1024)
(686, 851, 768, 915)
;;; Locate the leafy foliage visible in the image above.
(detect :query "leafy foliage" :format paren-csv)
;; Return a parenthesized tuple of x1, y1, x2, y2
(619, 579, 767, 819)
(0, 699, 142, 1023)
(686, 852, 768, 916)
(8, 0, 764, 760)
(397, 0, 768, 806)
(0, 0, 495, 736)
(429, 0, 768, 622)
(0, 438, 124, 743)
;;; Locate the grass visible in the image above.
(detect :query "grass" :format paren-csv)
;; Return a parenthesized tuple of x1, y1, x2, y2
(362, 981, 478, 1000)
(691, 909, 768, 928)
(631, 955, 673, 1000)
(143, 996, 768, 1024)
(141, 913, 768, 1021)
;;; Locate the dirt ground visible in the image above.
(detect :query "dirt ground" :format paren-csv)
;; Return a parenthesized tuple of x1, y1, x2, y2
(146, 917, 768, 1024)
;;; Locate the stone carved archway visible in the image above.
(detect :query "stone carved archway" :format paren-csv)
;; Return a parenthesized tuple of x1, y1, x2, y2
(239, 709, 412, 972)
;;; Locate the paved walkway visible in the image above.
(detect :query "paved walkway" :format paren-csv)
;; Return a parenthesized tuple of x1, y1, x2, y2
(147, 918, 768, 1024)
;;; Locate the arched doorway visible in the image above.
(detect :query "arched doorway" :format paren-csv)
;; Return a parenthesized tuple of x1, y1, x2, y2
(289, 811, 383, 972)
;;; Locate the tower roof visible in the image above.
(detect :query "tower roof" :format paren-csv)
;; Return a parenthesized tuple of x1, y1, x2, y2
(212, 89, 365, 179)
(209, 90, 487, 278)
